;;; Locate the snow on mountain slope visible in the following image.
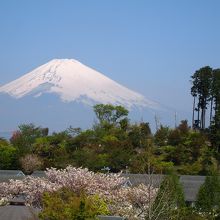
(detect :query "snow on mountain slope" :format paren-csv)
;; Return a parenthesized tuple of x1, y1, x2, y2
(0, 59, 159, 109)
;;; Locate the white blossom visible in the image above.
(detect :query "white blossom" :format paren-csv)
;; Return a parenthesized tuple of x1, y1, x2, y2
(0, 166, 158, 219)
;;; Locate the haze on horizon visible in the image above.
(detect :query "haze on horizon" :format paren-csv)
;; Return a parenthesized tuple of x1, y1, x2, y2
(0, 0, 220, 131)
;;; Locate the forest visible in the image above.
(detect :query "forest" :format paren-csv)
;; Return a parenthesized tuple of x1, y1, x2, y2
(1, 66, 220, 176)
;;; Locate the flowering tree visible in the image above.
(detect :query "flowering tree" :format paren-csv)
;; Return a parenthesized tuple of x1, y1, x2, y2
(0, 166, 158, 219)
(20, 153, 43, 174)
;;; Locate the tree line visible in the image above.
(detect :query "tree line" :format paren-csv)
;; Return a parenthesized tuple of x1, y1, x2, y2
(191, 66, 220, 129)
(191, 66, 220, 153)
(0, 104, 218, 176)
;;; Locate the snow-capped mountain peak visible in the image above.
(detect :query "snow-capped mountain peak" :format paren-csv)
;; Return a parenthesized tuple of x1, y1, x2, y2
(0, 59, 159, 109)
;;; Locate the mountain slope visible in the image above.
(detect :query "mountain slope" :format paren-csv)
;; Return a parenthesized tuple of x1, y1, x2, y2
(0, 59, 159, 109)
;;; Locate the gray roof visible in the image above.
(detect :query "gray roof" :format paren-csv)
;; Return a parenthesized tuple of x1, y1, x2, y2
(0, 170, 25, 176)
(121, 174, 165, 187)
(0, 170, 25, 183)
(31, 171, 46, 178)
(122, 174, 206, 202)
(179, 175, 206, 202)
(0, 205, 40, 220)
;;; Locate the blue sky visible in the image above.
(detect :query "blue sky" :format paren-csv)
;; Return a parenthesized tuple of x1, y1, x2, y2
(0, 0, 220, 126)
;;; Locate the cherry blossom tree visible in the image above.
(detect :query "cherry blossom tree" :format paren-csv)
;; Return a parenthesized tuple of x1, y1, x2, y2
(0, 166, 158, 219)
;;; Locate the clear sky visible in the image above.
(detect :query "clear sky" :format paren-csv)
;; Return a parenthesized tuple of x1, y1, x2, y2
(0, 0, 220, 125)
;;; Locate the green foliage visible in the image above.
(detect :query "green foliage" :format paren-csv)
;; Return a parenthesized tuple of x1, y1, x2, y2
(130, 146, 173, 174)
(73, 148, 109, 171)
(196, 174, 220, 218)
(168, 129, 182, 146)
(2, 103, 220, 176)
(187, 132, 207, 161)
(199, 147, 218, 175)
(93, 104, 128, 126)
(191, 66, 213, 129)
(104, 139, 133, 172)
(10, 123, 48, 155)
(178, 120, 190, 136)
(2, 105, 220, 218)
(33, 135, 69, 169)
(151, 173, 185, 220)
(173, 207, 207, 220)
(128, 122, 152, 148)
(154, 125, 170, 146)
(178, 161, 202, 175)
(155, 127, 215, 175)
(39, 188, 109, 220)
(209, 69, 220, 148)
(0, 140, 17, 169)
(191, 66, 220, 147)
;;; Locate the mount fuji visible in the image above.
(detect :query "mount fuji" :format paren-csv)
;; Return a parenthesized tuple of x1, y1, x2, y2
(0, 59, 163, 133)
(0, 59, 159, 109)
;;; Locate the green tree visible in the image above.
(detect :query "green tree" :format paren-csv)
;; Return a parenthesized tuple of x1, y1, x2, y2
(0, 139, 18, 169)
(209, 69, 220, 151)
(167, 120, 189, 146)
(10, 123, 48, 155)
(168, 129, 182, 146)
(146, 173, 185, 220)
(154, 125, 170, 146)
(196, 173, 220, 218)
(178, 120, 190, 135)
(93, 104, 128, 126)
(39, 188, 109, 220)
(191, 66, 212, 129)
(104, 138, 133, 172)
(130, 146, 173, 174)
(33, 135, 69, 169)
(128, 122, 152, 149)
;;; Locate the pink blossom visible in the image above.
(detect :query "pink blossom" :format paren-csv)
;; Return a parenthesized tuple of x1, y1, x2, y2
(0, 166, 158, 219)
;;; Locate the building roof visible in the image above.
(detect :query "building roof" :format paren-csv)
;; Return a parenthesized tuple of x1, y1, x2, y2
(179, 175, 206, 202)
(31, 171, 46, 178)
(0, 205, 40, 220)
(0, 170, 25, 183)
(0, 170, 47, 182)
(0, 170, 25, 176)
(121, 174, 165, 187)
(122, 174, 206, 202)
